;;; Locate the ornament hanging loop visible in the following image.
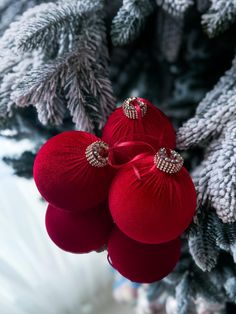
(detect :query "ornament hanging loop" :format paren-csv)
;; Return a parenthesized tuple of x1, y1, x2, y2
(122, 97, 147, 119)
(154, 148, 183, 174)
(85, 141, 109, 168)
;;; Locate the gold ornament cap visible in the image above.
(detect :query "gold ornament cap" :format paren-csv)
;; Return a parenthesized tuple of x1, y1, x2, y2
(154, 148, 183, 174)
(85, 141, 109, 168)
(122, 97, 147, 119)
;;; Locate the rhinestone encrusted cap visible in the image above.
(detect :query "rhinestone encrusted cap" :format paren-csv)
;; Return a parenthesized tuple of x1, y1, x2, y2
(85, 141, 109, 168)
(154, 148, 183, 174)
(122, 97, 147, 119)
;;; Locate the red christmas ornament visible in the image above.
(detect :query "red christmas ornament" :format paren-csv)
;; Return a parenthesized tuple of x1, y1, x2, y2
(102, 97, 176, 148)
(46, 203, 113, 253)
(33, 131, 115, 212)
(108, 227, 181, 283)
(109, 148, 196, 244)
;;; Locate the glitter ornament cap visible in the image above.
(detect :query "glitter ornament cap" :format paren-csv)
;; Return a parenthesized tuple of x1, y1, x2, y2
(85, 141, 109, 168)
(154, 148, 184, 174)
(122, 97, 147, 119)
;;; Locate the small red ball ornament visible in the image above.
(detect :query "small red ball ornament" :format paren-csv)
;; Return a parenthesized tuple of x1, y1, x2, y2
(108, 227, 181, 283)
(33, 131, 115, 212)
(46, 203, 113, 253)
(109, 148, 197, 244)
(102, 97, 176, 148)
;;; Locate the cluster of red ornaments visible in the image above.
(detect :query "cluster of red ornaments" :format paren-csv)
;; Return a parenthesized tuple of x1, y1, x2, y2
(33, 97, 197, 283)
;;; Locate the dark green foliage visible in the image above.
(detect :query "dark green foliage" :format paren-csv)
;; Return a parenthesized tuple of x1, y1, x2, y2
(3, 151, 35, 178)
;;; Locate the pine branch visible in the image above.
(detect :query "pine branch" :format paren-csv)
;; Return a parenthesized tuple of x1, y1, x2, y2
(1, 1, 115, 131)
(202, 0, 236, 38)
(0, 0, 51, 36)
(224, 277, 236, 302)
(0, 0, 103, 54)
(216, 222, 236, 251)
(175, 272, 194, 314)
(194, 268, 225, 303)
(0, 2, 53, 51)
(191, 125, 236, 224)
(156, 0, 194, 18)
(157, 10, 184, 62)
(64, 70, 94, 132)
(207, 123, 236, 223)
(196, 0, 210, 14)
(3, 151, 35, 178)
(15, 2, 81, 53)
(177, 58, 236, 149)
(10, 51, 74, 126)
(0, 52, 42, 125)
(188, 211, 220, 272)
(111, 0, 155, 46)
(11, 34, 115, 130)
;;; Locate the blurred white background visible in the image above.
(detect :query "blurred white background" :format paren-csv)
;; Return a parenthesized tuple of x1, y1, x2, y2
(0, 136, 132, 314)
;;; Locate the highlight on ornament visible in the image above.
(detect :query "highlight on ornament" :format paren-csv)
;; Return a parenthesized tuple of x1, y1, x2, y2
(32, 96, 197, 284)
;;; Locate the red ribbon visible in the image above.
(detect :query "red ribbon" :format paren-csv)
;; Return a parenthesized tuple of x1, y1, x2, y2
(108, 138, 157, 180)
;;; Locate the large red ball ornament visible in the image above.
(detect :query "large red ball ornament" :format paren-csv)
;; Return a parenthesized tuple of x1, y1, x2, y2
(102, 97, 176, 148)
(33, 131, 115, 212)
(109, 148, 197, 244)
(108, 227, 181, 283)
(46, 203, 113, 253)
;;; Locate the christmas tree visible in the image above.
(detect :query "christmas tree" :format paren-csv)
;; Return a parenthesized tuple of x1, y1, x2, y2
(1, 0, 236, 313)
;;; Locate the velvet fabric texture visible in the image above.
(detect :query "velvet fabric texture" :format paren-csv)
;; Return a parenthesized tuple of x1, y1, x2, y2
(109, 155, 196, 244)
(108, 227, 181, 283)
(34, 131, 115, 212)
(102, 97, 176, 148)
(46, 203, 113, 253)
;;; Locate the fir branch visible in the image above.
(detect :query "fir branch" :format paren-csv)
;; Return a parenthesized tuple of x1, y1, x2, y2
(156, 0, 194, 18)
(194, 268, 225, 303)
(196, 0, 210, 14)
(188, 211, 220, 272)
(224, 277, 236, 302)
(2, 2, 115, 131)
(15, 2, 81, 53)
(157, 10, 184, 62)
(216, 221, 236, 251)
(0, 2, 53, 51)
(175, 272, 194, 314)
(3, 151, 35, 178)
(35, 91, 66, 126)
(10, 52, 73, 125)
(208, 122, 236, 223)
(0, 0, 50, 36)
(177, 58, 236, 149)
(202, 0, 236, 38)
(111, 0, 155, 46)
(11, 41, 115, 130)
(64, 70, 94, 132)
(0, 0, 103, 54)
(192, 126, 236, 224)
(0, 52, 42, 125)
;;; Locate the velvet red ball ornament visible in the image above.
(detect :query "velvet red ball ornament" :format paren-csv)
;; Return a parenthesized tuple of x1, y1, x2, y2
(33, 131, 115, 212)
(109, 148, 197, 244)
(108, 227, 181, 283)
(102, 97, 176, 148)
(46, 203, 113, 253)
